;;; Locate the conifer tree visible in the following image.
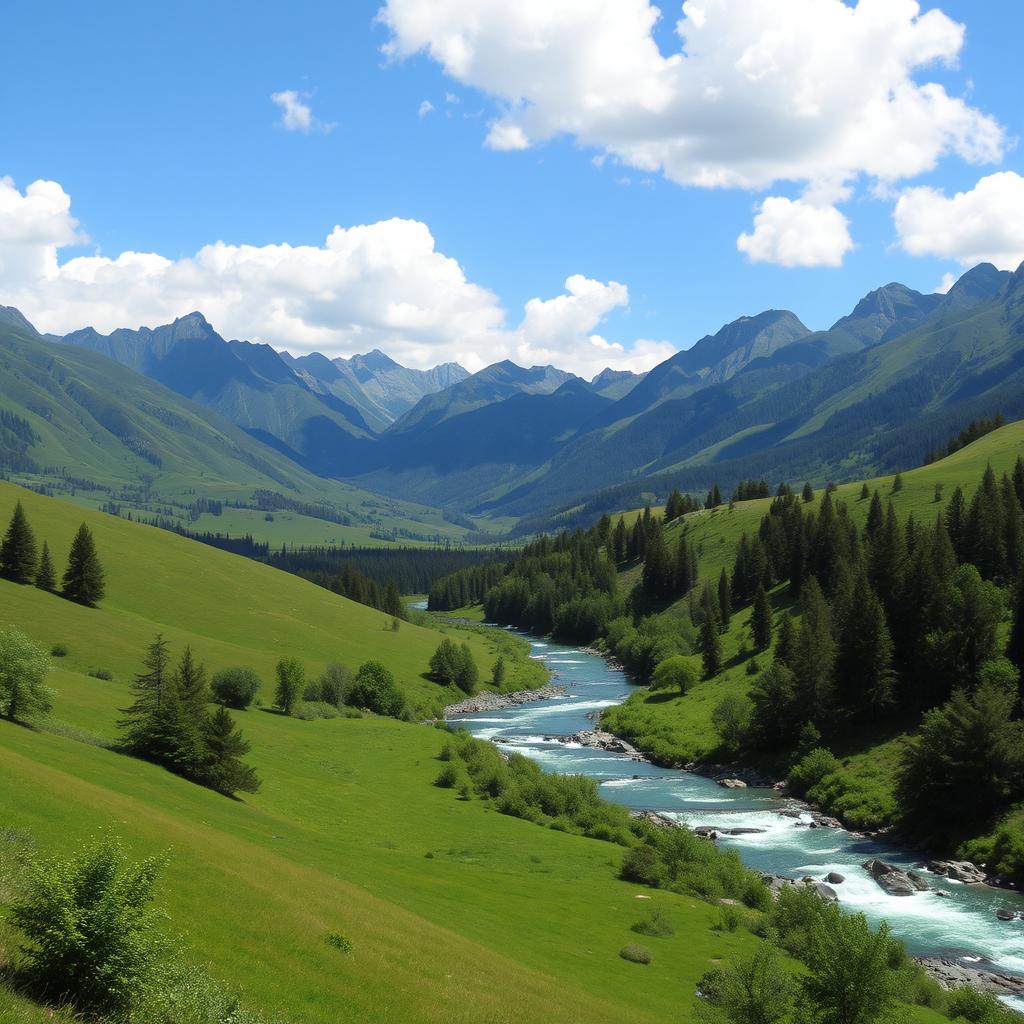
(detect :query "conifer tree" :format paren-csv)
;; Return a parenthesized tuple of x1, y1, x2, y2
(429, 639, 460, 684)
(859, 482, 870, 500)
(612, 517, 627, 563)
(801, 482, 814, 503)
(835, 572, 896, 715)
(454, 643, 478, 694)
(794, 577, 836, 728)
(1008, 574, 1024, 705)
(62, 524, 105, 606)
(492, 655, 506, 688)
(675, 537, 695, 593)
(642, 522, 672, 599)
(35, 541, 56, 592)
(698, 585, 723, 679)
(665, 488, 684, 522)
(751, 583, 773, 652)
(717, 568, 732, 632)
(201, 706, 260, 796)
(1013, 456, 1024, 508)
(169, 646, 210, 777)
(119, 635, 172, 757)
(892, 472, 903, 493)
(944, 486, 966, 560)
(0, 501, 38, 583)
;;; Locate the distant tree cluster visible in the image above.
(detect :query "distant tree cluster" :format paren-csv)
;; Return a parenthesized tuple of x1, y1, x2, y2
(731, 479, 771, 502)
(119, 635, 260, 797)
(664, 488, 700, 522)
(924, 413, 1006, 465)
(0, 500, 105, 606)
(428, 562, 507, 611)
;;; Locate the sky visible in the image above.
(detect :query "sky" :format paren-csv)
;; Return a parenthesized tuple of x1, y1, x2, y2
(2, 0, 1023, 377)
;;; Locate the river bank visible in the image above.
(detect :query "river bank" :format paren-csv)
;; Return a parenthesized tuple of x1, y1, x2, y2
(444, 629, 1024, 1009)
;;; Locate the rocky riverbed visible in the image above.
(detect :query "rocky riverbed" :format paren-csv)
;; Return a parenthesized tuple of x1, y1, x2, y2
(443, 684, 566, 717)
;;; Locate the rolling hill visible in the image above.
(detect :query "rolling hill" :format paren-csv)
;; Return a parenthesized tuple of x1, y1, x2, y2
(0, 481, 777, 1024)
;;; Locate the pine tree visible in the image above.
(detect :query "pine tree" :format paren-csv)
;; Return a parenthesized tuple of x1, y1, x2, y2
(892, 472, 903, 493)
(492, 656, 507, 688)
(859, 483, 870, 500)
(794, 576, 836, 728)
(717, 568, 732, 632)
(945, 486, 967, 561)
(201, 706, 260, 796)
(169, 646, 210, 777)
(642, 522, 672, 599)
(665, 488, 684, 522)
(774, 612, 796, 668)
(835, 572, 896, 715)
(698, 585, 723, 679)
(119, 635, 172, 757)
(801, 482, 814, 503)
(62, 524, 105, 606)
(675, 537, 695, 593)
(612, 518, 627, 563)
(454, 643, 478, 695)
(35, 541, 56, 592)
(751, 583, 773, 651)
(0, 501, 38, 583)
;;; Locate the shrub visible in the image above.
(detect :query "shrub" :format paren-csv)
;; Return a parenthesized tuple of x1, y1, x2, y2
(89, 668, 114, 681)
(434, 763, 463, 788)
(787, 747, 840, 798)
(347, 661, 405, 718)
(715, 905, 740, 932)
(946, 987, 1008, 1023)
(211, 666, 260, 709)
(620, 844, 662, 886)
(324, 932, 353, 954)
(10, 834, 168, 1015)
(631, 906, 674, 937)
(319, 662, 353, 707)
(619, 943, 652, 965)
(50, 643, 69, 657)
(292, 701, 341, 721)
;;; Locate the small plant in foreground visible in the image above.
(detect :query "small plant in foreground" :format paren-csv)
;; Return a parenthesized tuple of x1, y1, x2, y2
(631, 905, 674, 937)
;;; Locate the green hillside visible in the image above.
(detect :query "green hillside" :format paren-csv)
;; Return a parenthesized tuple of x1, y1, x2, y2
(602, 420, 1024, 832)
(0, 316, 483, 547)
(0, 482, 785, 1023)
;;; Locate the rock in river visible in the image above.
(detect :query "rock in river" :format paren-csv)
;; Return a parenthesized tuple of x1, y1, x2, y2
(862, 859, 919, 896)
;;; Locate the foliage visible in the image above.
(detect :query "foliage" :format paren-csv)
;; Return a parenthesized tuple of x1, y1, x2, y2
(347, 661, 406, 717)
(0, 501, 38, 584)
(62, 523, 105, 606)
(210, 666, 261, 709)
(787, 748, 840, 799)
(618, 944, 652, 965)
(0, 626, 52, 723)
(705, 948, 794, 1024)
(651, 655, 699, 697)
(10, 834, 168, 1015)
(630, 905, 674, 938)
(274, 657, 304, 715)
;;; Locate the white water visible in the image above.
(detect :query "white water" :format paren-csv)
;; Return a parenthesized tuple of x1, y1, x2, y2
(447, 630, 1024, 983)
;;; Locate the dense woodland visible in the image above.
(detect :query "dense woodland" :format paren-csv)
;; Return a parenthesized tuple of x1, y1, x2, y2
(429, 456, 1024, 870)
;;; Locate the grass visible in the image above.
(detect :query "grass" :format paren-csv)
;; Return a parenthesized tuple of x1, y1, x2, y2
(0, 480, 792, 1023)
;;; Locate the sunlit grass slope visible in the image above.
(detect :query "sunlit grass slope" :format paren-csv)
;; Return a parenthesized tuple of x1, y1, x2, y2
(0, 485, 792, 1023)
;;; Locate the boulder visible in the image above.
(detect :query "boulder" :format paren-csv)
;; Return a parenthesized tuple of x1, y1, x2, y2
(928, 860, 987, 884)
(717, 778, 747, 789)
(825, 872, 846, 885)
(996, 908, 1018, 922)
(862, 859, 917, 896)
(813, 882, 839, 902)
(907, 871, 930, 892)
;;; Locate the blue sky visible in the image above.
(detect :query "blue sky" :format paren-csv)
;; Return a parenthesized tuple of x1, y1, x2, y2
(2, 1, 1022, 374)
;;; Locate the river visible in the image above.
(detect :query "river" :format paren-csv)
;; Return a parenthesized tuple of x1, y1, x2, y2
(441, 627, 1024, 1002)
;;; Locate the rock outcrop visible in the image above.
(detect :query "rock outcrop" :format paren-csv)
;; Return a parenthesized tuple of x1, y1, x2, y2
(862, 859, 925, 896)
(917, 957, 1024, 996)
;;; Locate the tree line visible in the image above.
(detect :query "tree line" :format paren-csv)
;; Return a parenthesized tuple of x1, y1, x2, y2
(1, 500, 105, 606)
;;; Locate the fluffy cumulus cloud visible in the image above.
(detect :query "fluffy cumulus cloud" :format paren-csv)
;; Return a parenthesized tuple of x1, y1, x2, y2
(0, 177, 667, 377)
(737, 197, 853, 268)
(270, 90, 335, 134)
(894, 172, 1024, 271)
(379, 0, 1004, 267)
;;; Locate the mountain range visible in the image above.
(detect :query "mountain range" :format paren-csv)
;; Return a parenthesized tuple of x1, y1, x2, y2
(4, 259, 1022, 530)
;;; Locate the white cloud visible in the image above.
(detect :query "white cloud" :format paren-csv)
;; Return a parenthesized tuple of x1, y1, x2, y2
(737, 196, 853, 268)
(0, 177, 668, 377)
(893, 171, 1024, 270)
(379, 0, 1004, 267)
(270, 90, 335, 134)
(935, 272, 957, 294)
(418, 99, 434, 118)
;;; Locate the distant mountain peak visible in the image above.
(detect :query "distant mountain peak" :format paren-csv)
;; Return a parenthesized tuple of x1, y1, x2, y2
(0, 306, 38, 336)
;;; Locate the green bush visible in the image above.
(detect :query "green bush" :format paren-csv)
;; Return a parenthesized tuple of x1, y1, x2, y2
(619, 943, 652, 965)
(50, 643, 69, 657)
(292, 700, 341, 721)
(210, 666, 260, 709)
(10, 834, 168, 1015)
(631, 905, 674, 937)
(324, 932, 353, 954)
(90, 668, 114, 681)
(347, 661, 405, 718)
(788, 747, 840, 797)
